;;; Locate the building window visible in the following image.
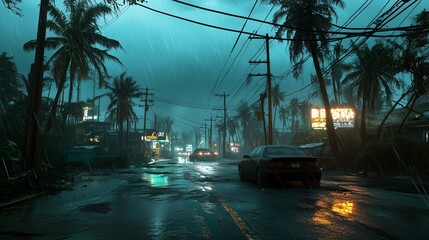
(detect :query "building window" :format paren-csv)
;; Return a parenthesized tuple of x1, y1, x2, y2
(424, 131, 429, 142)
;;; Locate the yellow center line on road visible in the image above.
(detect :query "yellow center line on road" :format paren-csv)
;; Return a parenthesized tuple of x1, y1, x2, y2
(218, 198, 257, 240)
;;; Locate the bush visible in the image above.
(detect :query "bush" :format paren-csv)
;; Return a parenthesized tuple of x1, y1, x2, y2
(355, 135, 429, 176)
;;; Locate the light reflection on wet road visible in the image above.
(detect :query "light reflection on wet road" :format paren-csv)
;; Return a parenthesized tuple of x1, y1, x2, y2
(0, 158, 428, 239)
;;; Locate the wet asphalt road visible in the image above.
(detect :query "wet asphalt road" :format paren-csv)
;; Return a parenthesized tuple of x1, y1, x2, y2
(1, 157, 429, 240)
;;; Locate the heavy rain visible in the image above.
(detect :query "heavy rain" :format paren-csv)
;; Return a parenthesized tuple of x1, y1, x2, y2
(0, 0, 429, 239)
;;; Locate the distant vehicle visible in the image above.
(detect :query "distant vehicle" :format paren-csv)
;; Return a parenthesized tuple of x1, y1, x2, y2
(237, 145, 321, 188)
(189, 148, 218, 161)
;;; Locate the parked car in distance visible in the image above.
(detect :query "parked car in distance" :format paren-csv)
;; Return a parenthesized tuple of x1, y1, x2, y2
(238, 145, 321, 188)
(189, 148, 219, 161)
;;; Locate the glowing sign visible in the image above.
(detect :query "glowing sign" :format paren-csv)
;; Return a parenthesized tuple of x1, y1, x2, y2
(144, 132, 158, 141)
(311, 108, 355, 129)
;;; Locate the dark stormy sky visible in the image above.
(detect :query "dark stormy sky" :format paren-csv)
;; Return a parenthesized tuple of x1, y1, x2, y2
(0, 0, 426, 135)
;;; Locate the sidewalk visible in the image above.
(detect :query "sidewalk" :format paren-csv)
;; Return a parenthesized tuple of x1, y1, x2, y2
(325, 170, 429, 194)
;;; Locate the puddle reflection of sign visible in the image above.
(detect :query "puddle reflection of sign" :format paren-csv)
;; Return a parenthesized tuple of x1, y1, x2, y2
(311, 108, 355, 129)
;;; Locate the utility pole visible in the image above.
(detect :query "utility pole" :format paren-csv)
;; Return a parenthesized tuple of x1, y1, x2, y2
(205, 117, 213, 150)
(260, 93, 267, 145)
(140, 87, 154, 158)
(142, 87, 154, 135)
(204, 123, 207, 147)
(215, 93, 229, 158)
(249, 33, 273, 145)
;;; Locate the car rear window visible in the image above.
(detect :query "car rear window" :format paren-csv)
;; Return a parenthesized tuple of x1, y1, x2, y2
(264, 147, 309, 157)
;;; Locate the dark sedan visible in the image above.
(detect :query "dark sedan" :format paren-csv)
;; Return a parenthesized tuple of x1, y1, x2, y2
(238, 145, 321, 188)
(189, 148, 219, 161)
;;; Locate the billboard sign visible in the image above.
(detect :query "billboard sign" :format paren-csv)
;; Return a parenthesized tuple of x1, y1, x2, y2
(311, 108, 355, 129)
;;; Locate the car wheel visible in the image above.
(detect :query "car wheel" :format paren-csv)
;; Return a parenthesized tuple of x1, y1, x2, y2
(239, 167, 245, 181)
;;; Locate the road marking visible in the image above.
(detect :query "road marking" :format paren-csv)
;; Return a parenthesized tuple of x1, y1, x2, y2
(218, 198, 256, 240)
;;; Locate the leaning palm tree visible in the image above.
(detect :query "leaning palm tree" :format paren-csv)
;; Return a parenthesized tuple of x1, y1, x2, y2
(262, 0, 345, 156)
(342, 41, 400, 141)
(23, 0, 123, 132)
(106, 72, 143, 166)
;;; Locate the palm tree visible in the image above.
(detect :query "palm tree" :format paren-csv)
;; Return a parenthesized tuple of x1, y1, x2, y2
(330, 43, 351, 105)
(23, 0, 123, 132)
(61, 101, 85, 125)
(263, 0, 345, 157)
(237, 102, 252, 152)
(272, 83, 285, 129)
(1, 0, 22, 16)
(0, 52, 25, 111)
(342, 41, 400, 141)
(227, 118, 239, 143)
(389, 10, 429, 134)
(298, 99, 311, 130)
(285, 98, 300, 133)
(106, 73, 143, 166)
(158, 117, 175, 137)
(278, 105, 288, 131)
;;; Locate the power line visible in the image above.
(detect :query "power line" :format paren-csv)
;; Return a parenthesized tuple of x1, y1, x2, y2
(170, 0, 428, 35)
(155, 96, 218, 110)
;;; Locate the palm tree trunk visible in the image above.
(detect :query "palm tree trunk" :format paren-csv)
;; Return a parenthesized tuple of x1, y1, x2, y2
(45, 78, 67, 132)
(309, 42, 339, 157)
(376, 87, 413, 139)
(23, 0, 49, 171)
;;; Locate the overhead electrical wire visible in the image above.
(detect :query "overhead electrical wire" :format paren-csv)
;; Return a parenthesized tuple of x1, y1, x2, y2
(137, 0, 423, 130)
(155, 96, 218, 110)
(135, 0, 426, 111)
(207, 1, 272, 114)
(170, 0, 428, 35)
(134, 3, 385, 42)
(217, 5, 275, 104)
